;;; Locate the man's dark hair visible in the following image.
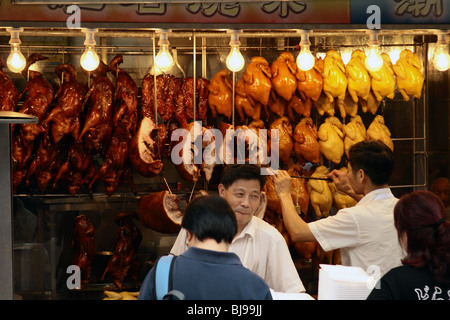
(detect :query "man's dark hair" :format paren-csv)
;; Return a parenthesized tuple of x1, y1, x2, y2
(181, 195, 237, 244)
(348, 140, 394, 186)
(220, 164, 266, 190)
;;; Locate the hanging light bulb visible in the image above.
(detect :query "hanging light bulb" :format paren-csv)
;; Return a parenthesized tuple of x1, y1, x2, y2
(365, 30, 383, 72)
(6, 27, 26, 73)
(433, 31, 449, 72)
(226, 30, 245, 72)
(80, 28, 100, 72)
(155, 29, 174, 72)
(296, 30, 315, 72)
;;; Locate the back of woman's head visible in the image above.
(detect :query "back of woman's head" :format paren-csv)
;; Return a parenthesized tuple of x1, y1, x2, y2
(182, 195, 237, 244)
(394, 190, 450, 281)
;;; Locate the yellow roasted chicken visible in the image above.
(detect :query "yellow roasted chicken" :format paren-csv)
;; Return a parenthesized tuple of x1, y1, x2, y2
(318, 116, 344, 165)
(393, 49, 424, 101)
(271, 52, 298, 101)
(208, 69, 233, 119)
(307, 166, 333, 219)
(365, 90, 381, 114)
(314, 92, 336, 117)
(345, 50, 371, 103)
(342, 92, 359, 118)
(293, 117, 321, 165)
(366, 115, 394, 151)
(243, 56, 272, 106)
(368, 53, 396, 102)
(328, 167, 358, 210)
(269, 116, 293, 163)
(322, 50, 348, 103)
(343, 115, 366, 157)
(296, 56, 324, 102)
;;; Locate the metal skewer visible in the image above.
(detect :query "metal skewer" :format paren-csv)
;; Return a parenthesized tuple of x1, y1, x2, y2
(290, 175, 332, 182)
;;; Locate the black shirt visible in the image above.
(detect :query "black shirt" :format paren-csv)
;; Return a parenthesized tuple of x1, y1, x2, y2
(367, 264, 450, 300)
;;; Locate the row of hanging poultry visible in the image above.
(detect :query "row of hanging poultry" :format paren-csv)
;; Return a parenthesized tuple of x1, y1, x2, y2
(0, 45, 424, 198)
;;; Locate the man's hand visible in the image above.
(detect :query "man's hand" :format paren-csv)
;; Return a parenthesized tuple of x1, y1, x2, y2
(273, 170, 292, 197)
(327, 169, 363, 201)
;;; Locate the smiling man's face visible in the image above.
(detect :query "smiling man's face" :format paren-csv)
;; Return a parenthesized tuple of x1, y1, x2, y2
(218, 179, 262, 233)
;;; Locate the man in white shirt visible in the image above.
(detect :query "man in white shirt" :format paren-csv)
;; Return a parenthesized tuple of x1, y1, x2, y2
(274, 140, 404, 278)
(171, 164, 305, 293)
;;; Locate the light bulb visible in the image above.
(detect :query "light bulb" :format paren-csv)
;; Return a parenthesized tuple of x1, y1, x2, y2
(226, 45, 245, 72)
(155, 44, 174, 72)
(365, 46, 383, 72)
(7, 43, 26, 73)
(433, 32, 449, 72)
(340, 51, 352, 66)
(434, 51, 449, 71)
(297, 45, 315, 71)
(80, 46, 100, 71)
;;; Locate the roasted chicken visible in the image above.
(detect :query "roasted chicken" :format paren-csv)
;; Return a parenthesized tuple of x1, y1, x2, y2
(314, 92, 336, 117)
(267, 90, 286, 117)
(270, 52, 298, 101)
(0, 57, 19, 111)
(322, 50, 348, 104)
(318, 116, 344, 164)
(287, 163, 310, 216)
(287, 93, 313, 121)
(342, 92, 359, 118)
(368, 53, 396, 102)
(343, 115, 366, 157)
(296, 56, 324, 102)
(269, 116, 293, 163)
(235, 77, 261, 121)
(243, 56, 272, 106)
(393, 49, 424, 101)
(307, 166, 333, 219)
(366, 115, 394, 151)
(208, 69, 233, 119)
(346, 50, 371, 103)
(328, 167, 357, 210)
(293, 117, 321, 165)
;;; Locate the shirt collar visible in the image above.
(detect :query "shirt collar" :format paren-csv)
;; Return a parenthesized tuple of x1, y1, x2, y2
(233, 216, 257, 242)
(182, 247, 242, 265)
(358, 188, 395, 205)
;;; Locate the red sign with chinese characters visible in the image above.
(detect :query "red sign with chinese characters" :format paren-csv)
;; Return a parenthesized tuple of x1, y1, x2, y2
(0, 1, 350, 26)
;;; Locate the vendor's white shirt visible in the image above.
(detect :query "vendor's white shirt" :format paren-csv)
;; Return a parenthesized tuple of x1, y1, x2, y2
(309, 188, 404, 278)
(170, 216, 305, 293)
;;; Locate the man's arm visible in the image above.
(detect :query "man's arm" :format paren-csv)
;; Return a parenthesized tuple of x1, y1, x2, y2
(273, 170, 316, 243)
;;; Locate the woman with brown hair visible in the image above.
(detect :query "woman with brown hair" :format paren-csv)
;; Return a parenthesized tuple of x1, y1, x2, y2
(367, 190, 450, 300)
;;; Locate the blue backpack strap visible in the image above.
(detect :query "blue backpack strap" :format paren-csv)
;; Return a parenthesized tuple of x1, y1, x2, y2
(153, 255, 176, 300)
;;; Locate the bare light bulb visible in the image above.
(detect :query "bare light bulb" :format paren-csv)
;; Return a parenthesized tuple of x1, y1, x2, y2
(155, 44, 174, 72)
(434, 50, 449, 71)
(226, 45, 245, 72)
(80, 45, 100, 71)
(433, 32, 449, 72)
(297, 45, 315, 71)
(365, 46, 383, 72)
(7, 43, 26, 73)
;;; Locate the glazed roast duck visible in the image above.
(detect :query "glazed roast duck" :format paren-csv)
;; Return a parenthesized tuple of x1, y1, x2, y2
(0, 56, 19, 112)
